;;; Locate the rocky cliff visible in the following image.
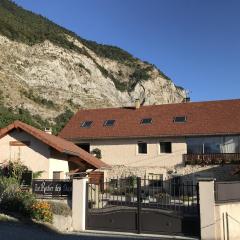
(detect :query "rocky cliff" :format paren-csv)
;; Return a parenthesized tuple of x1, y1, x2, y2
(0, 0, 186, 132)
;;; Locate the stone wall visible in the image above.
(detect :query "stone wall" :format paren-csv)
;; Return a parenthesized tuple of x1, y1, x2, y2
(103, 165, 168, 180)
(103, 164, 240, 182)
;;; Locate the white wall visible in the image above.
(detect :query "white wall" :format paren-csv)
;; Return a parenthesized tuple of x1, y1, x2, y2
(0, 130, 50, 178)
(199, 180, 240, 240)
(49, 157, 69, 179)
(215, 202, 240, 240)
(0, 130, 70, 179)
(199, 180, 216, 240)
(77, 137, 187, 168)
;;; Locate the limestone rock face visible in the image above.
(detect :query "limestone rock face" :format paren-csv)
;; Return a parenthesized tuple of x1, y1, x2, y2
(0, 34, 186, 120)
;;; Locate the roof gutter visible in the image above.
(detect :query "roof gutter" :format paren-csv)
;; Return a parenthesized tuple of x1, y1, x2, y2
(63, 149, 81, 157)
(65, 132, 240, 142)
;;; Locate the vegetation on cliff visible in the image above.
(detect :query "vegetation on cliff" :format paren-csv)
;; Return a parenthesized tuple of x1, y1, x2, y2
(0, 0, 185, 132)
(0, 102, 73, 134)
(0, 0, 172, 92)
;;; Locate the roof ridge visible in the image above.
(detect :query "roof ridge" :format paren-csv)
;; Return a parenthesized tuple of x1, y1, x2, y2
(74, 98, 240, 113)
(0, 120, 108, 169)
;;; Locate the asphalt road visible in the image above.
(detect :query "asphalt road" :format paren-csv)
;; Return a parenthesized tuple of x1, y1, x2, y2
(0, 221, 183, 240)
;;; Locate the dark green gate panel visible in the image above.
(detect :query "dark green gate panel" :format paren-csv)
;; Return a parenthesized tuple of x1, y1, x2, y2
(141, 210, 182, 235)
(87, 208, 137, 233)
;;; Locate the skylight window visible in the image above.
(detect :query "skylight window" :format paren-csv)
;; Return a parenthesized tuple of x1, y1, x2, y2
(104, 119, 115, 127)
(81, 121, 93, 128)
(140, 118, 152, 125)
(173, 116, 187, 123)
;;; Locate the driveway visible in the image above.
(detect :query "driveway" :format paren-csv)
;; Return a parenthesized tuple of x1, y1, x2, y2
(0, 221, 194, 240)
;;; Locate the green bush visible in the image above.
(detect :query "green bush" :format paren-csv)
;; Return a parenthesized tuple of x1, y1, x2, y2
(90, 148, 102, 159)
(1, 161, 28, 182)
(0, 176, 19, 197)
(0, 103, 51, 131)
(52, 108, 74, 134)
(0, 176, 53, 222)
(0, 176, 36, 217)
(0, 102, 73, 135)
(1, 190, 36, 217)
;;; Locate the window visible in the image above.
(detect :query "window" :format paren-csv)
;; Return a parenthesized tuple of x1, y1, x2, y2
(186, 136, 240, 154)
(53, 171, 64, 180)
(173, 116, 187, 123)
(140, 118, 152, 125)
(160, 142, 172, 153)
(81, 121, 93, 128)
(138, 141, 147, 154)
(77, 143, 90, 153)
(104, 119, 115, 127)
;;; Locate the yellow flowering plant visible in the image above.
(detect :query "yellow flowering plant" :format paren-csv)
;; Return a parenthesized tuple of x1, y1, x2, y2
(31, 201, 53, 223)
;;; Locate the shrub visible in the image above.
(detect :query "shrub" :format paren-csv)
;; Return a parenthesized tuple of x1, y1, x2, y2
(47, 201, 71, 217)
(20, 89, 56, 109)
(0, 176, 19, 197)
(91, 148, 102, 159)
(1, 161, 28, 182)
(31, 201, 53, 223)
(0, 103, 51, 131)
(0, 176, 36, 217)
(0, 176, 54, 222)
(1, 191, 36, 217)
(52, 108, 74, 134)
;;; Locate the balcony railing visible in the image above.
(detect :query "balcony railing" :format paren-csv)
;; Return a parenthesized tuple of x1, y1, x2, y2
(183, 153, 240, 165)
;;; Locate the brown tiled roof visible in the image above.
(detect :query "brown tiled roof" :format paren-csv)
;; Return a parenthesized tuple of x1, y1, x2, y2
(0, 121, 107, 169)
(59, 99, 240, 140)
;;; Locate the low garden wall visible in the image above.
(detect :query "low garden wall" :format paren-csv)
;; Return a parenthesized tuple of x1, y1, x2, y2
(44, 199, 73, 232)
(214, 181, 240, 240)
(215, 202, 240, 240)
(199, 180, 240, 240)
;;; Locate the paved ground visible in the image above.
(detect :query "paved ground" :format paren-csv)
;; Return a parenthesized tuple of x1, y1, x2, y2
(0, 221, 195, 240)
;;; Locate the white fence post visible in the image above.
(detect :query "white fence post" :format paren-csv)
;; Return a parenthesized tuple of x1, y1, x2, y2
(199, 179, 216, 240)
(72, 177, 88, 231)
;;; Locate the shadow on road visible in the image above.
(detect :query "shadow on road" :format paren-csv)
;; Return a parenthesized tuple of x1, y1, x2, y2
(0, 220, 168, 240)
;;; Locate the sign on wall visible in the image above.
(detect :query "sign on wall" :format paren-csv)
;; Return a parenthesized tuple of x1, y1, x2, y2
(32, 180, 72, 198)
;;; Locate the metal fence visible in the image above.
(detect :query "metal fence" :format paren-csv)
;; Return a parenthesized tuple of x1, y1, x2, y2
(88, 177, 199, 215)
(32, 179, 72, 198)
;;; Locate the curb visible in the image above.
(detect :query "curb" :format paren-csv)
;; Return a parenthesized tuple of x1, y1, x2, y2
(73, 230, 199, 240)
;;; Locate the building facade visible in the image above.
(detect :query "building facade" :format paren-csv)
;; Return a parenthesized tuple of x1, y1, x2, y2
(60, 99, 240, 181)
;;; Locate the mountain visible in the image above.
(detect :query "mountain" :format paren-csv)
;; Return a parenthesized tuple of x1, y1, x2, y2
(0, 0, 186, 133)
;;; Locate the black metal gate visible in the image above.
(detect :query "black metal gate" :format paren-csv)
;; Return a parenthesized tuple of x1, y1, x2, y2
(86, 177, 200, 237)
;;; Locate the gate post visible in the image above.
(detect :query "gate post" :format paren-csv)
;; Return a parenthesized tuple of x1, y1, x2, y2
(199, 179, 216, 240)
(137, 177, 141, 234)
(72, 177, 88, 231)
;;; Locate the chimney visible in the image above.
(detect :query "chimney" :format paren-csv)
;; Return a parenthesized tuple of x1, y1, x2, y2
(44, 128, 52, 134)
(182, 97, 191, 103)
(135, 99, 140, 109)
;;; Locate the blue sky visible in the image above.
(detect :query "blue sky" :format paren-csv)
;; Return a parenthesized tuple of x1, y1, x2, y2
(14, 0, 240, 102)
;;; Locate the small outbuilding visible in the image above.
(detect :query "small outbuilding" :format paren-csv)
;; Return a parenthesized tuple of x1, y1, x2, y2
(0, 120, 107, 179)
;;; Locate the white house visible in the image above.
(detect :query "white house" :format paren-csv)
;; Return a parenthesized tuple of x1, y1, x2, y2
(0, 120, 107, 179)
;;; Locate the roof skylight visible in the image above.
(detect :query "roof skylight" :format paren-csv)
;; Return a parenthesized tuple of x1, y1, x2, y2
(173, 116, 187, 123)
(140, 118, 152, 125)
(104, 119, 115, 127)
(81, 121, 93, 128)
